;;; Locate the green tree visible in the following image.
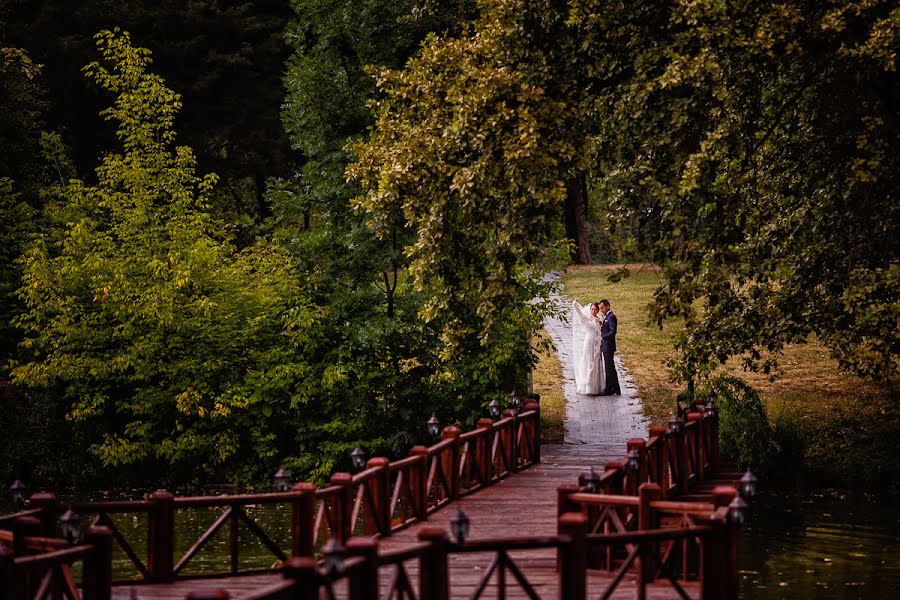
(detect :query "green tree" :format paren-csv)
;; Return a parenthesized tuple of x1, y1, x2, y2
(4, 0, 294, 224)
(12, 30, 323, 483)
(576, 0, 899, 385)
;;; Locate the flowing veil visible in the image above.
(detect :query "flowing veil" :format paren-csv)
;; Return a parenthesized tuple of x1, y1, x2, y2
(572, 300, 605, 394)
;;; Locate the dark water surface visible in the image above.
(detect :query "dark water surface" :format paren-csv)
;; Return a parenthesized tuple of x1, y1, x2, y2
(738, 488, 900, 599)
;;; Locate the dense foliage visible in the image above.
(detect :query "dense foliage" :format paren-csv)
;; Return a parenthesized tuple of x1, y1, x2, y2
(11, 31, 324, 483)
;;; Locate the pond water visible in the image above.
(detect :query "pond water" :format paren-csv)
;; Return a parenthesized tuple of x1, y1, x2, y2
(738, 488, 900, 599)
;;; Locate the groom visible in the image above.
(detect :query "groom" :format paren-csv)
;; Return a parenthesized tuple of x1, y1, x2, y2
(599, 299, 621, 395)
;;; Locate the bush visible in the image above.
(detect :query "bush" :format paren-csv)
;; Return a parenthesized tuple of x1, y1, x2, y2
(702, 374, 779, 472)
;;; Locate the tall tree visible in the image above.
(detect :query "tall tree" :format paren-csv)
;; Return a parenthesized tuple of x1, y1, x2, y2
(5, 0, 294, 224)
(12, 30, 323, 482)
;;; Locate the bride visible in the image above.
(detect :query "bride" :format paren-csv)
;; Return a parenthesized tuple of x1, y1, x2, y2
(572, 300, 606, 395)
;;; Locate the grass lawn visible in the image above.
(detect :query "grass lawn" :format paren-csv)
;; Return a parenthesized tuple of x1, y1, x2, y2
(533, 329, 566, 443)
(552, 264, 899, 486)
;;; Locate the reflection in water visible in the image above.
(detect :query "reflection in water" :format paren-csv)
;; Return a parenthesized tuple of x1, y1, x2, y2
(739, 489, 900, 599)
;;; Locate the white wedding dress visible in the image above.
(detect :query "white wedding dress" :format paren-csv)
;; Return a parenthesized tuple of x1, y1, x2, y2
(572, 300, 606, 395)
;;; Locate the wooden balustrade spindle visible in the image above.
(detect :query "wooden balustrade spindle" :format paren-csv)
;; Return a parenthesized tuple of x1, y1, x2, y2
(281, 557, 319, 600)
(524, 400, 541, 464)
(27, 493, 57, 537)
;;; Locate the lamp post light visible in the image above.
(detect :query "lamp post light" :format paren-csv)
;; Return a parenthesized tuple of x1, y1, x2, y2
(706, 390, 718, 419)
(728, 495, 748, 527)
(509, 390, 522, 413)
(626, 450, 641, 473)
(60, 507, 80, 544)
(274, 468, 291, 492)
(351, 446, 367, 472)
(488, 399, 501, 420)
(739, 470, 758, 499)
(427, 414, 441, 440)
(321, 537, 346, 578)
(10, 480, 26, 509)
(667, 416, 684, 436)
(450, 508, 471, 544)
(585, 467, 601, 494)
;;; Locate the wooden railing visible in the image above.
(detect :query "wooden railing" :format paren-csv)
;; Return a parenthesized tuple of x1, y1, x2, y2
(0, 515, 113, 600)
(0, 401, 541, 595)
(236, 510, 733, 600)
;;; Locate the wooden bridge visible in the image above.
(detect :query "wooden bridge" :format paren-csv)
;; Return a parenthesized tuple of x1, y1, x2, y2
(1, 397, 753, 599)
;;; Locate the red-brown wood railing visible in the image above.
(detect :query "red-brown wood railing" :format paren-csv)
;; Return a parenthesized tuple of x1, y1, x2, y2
(1, 400, 541, 594)
(239, 510, 733, 600)
(0, 515, 113, 600)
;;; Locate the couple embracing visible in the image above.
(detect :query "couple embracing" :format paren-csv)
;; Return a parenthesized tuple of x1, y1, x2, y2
(572, 299, 621, 396)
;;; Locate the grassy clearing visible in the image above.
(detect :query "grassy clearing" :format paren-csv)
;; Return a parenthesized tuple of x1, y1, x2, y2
(533, 329, 566, 443)
(556, 264, 899, 486)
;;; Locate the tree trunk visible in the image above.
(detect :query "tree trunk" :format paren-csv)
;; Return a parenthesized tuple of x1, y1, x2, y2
(565, 174, 592, 264)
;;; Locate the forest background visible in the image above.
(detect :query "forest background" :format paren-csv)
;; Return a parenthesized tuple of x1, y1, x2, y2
(1, 0, 897, 491)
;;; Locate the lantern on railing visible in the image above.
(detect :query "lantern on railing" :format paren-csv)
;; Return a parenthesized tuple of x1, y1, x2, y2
(427, 414, 441, 440)
(739, 470, 758, 499)
(509, 390, 522, 412)
(273, 468, 291, 492)
(667, 416, 684, 435)
(321, 538, 346, 578)
(450, 508, 471, 544)
(10, 480, 26, 509)
(351, 446, 367, 472)
(727, 495, 748, 527)
(585, 467, 601, 494)
(706, 390, 718, 419)
(626, 450, 641, 473)
(488, 399, 501, 420)
(60, 507, 80, 544)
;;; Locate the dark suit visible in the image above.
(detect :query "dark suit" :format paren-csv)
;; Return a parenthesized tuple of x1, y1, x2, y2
(600, 310, 621, 395)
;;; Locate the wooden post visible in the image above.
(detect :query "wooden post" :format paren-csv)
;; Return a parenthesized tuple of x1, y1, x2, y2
(441, 426, 462, 500)
(604, 460, 625, 495)
(364, 458, 391, 535)
(82, 526, 113, 600)
(501, 409, 519, 474)
(627, 438, 647, 495)
(671, 426, 689, 494)
(346, 537, 378, 600)
(712, 486, 737, 599)
(147, 490, 175, 582)
(709, 414, 720, 472)
(558, 512, 587, 600)
(476, 418, 494, 485)
(410, 446, 428, 519)
(282, 557, 319, 600)
(648, 426, 669, 492)
(638, 483, 662, 590)
(687, 412, 704, 481)
(28, 493, 57, 537)
(557, 484, 580, 517)
(330, 473, 354, 542)
(524, 399, 541, 464)
(290, 483, 317, 557)
(417, 528, 449, 600)
(0, 542, 14, 600)
(12, 516, 40, 600)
